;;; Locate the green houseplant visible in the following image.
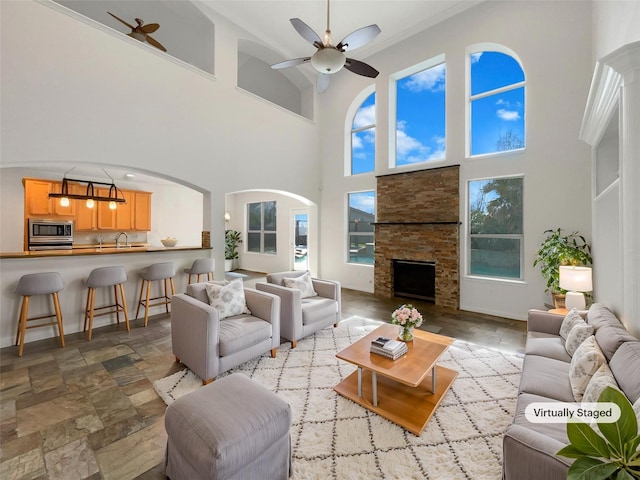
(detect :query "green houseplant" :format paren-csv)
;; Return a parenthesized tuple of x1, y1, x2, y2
(557, 386, 640, 479)
(533, 228, 592, 307)
(224, 230, 242, 271)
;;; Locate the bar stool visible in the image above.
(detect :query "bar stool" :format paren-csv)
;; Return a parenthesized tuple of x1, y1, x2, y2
(83, 266, 130, 341)
(184, 258, 215, 284)
(136, 262, 176, 326)
(14, 272, 65, 357)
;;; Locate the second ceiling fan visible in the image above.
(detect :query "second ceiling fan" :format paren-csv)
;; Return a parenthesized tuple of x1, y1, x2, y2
(271, 0, 381, 93)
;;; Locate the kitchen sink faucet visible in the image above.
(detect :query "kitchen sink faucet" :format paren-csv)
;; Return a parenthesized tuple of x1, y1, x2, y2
(115, 232, 128, 248)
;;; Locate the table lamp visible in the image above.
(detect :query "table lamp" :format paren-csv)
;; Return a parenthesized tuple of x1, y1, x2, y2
(559, 266, 592, 310)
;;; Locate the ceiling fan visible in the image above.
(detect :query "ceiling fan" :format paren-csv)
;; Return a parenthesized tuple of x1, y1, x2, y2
(270, 0, 381, 93)
(107, 12, 167, 52)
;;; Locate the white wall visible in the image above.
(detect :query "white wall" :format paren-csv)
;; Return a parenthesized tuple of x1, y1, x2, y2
(317, 0, 593, 320)
(1, 0, 320, 281)
(592, 1, 640, 62)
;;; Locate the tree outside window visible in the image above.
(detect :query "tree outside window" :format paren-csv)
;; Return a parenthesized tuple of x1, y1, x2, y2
(469, 50, 525, 156)
(469, 177, 523, 279)
(351, 92, 375, 175)
(394, 59, 446, 166)
(348, 191, 375, 264)
(247, 201, 277, 254)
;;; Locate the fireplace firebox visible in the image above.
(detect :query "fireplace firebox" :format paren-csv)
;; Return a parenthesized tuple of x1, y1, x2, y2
(393, 260, 435, 302)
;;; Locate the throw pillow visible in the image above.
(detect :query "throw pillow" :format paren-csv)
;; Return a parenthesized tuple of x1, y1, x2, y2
(283, 272, 318, 299)
(569, 335, 606, 401)
(565, 322, 594, 356)
(582, 363, 620, 403)
(560, 308, 584, 340)
(205, 279, 251, 320)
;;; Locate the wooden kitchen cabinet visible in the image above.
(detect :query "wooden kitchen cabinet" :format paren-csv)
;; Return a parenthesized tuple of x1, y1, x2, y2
(51, 181, 75, 216)
(24, 179, 53, 217)
(97, 188, 116, 230)
(115, 190, 134, 230)
(73, 183, 97, 231)
(134, 192, 152, 231)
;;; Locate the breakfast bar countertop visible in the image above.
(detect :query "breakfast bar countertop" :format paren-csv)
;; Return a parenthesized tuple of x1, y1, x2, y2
(0, 245, 211, 259)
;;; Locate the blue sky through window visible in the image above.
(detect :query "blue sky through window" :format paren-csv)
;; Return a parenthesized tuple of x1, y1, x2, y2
(351, 92, 376, 175)
(470, 51, 525, 156)
(396, 62, 446, 165)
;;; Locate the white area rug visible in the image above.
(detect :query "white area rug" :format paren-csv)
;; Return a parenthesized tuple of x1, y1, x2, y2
(154, 316, 523, 479)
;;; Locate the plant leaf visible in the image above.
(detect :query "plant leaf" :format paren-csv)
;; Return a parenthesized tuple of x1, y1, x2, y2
(558, 444, 592, 458)
(598, 387, 638, 457)
(613, 468, 636, 480)
(566, 421, 613, 458)
(567, 457, 620, 480)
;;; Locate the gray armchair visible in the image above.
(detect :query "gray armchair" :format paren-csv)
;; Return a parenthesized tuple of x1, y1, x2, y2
(171, 282, 280, 384)
(256, 271, 341, 348)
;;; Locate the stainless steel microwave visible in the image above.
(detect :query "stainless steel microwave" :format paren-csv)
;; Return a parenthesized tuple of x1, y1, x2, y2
(28, 219, 73, 250)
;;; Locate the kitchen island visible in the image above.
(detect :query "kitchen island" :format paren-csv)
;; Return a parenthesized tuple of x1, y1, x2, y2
(0, 246, 213, 350)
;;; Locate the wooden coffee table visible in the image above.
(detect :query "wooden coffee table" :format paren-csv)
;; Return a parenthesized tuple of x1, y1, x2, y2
(334, 323, 458, 435)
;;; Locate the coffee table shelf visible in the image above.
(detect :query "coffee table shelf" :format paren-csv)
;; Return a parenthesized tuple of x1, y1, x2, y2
(334, 323, 458, 435)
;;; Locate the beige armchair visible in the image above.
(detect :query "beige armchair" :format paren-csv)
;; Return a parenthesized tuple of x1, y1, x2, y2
(256, 271, 341, 348)
(171, 282, 280, 384)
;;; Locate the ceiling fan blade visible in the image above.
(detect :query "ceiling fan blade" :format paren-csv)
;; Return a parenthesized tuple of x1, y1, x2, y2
(145, 35, 167, 52)
(140, 23, 160, 34)
(317, 73, 330, 94)
(345, 58, 379, 78)
(271, 57, 311, 69)
(337, 24, 381, 52)
(107, 12, 135, 31)
(290, 18, 322, 47)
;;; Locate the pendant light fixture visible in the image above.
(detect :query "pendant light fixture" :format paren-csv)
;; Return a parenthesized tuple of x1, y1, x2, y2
(48, 168, 126, 208)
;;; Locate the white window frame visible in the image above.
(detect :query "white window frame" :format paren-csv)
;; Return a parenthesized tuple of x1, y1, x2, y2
(345, 85, 376, 176)
(346, 190, 375, 266)
(247, 201, 277, 255)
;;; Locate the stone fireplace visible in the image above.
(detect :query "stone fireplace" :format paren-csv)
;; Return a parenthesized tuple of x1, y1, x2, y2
(374, 166, 460, 309)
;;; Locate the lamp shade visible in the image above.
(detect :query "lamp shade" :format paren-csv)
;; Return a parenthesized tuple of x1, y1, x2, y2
(559, 266, 593, 292)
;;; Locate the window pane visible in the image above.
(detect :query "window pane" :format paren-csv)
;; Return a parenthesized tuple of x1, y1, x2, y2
(471, 51, 525, 96)
(263, 233, 277, 254)
(396, 63, 446, 166)
(471, 87, 524, 156)
(352, 127, 375, 175)
(469, 178, 523, 235)
(470, 237, 521, 278)
(351, 92, 375, 175)
(247, 232, 261, 252)
(248, 203, 261, 230)
(263, 201, 276, 231)
(349, 234, 374, 263)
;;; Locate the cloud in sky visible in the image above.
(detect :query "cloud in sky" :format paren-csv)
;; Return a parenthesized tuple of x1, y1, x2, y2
(403, 63, 446, 92)
(395, 121, 446, 164)
(353, 104, 375, 129)
(350, 192, 375, 214)
(496, 108, 520, 121)
(470, 52, 483, 63)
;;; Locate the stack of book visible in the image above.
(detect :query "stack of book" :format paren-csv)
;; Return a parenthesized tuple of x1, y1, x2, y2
(370, 336, 408, 360)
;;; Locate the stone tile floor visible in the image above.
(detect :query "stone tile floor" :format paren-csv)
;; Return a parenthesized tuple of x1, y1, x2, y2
(0, 277, 526, 480)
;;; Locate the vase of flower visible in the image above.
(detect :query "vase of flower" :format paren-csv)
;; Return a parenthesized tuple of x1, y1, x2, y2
(391, 304, 423, 342)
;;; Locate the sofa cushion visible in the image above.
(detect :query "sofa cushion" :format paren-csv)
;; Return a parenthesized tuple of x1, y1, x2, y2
(206, 279, 251, 320)
(586, 303, 620, 329)
(525, 332, 571, 363)
(518, 355, 574, 402)
(569, 336, 606, 401)
(512, 393, 570, 445)
(582, 363, 620, 403)
(609, 341, 640, 404)
(187, 280, 228, 304)
(565, 322, 594, 356)
(266, 271, 306, 286)
(218, 316, 272, 357)
(283, 271, 317, 298)
(301, 297, 338, 326)
(594, 325, 638, 362)
(559, 308, 584, 340)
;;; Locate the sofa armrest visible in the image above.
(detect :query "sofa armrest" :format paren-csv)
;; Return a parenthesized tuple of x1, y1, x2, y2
(311, 278, 340, 301)
(244, 288, 280, 325)
(171, 293, 221, 381)
(256, 282, 302, 342)
(527, 309, 565, 335)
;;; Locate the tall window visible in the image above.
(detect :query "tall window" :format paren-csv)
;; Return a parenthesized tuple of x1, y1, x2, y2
(348, 191, 375, 264)
(393, 57, 446, 167)
(247, 201, 276, 254)
(468, 177, 523, 279)
(469, 49, 525, 156)
(351, 91, 375, 175)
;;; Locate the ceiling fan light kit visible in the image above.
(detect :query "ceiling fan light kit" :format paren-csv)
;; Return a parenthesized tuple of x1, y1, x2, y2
(271, 0, 380, 93)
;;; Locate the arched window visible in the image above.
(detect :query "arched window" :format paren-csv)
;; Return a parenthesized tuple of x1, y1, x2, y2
(468, 47, 525, 157)
(350, 91, 376, 175)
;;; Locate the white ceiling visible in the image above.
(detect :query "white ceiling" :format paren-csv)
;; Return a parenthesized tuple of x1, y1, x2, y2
(197, 0, 482, 61)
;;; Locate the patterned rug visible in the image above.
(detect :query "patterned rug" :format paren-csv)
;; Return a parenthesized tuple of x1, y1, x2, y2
(154, 316, 523, 479)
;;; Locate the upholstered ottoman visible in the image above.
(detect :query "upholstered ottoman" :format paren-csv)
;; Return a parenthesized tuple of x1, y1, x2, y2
(164, 373, 292, 480)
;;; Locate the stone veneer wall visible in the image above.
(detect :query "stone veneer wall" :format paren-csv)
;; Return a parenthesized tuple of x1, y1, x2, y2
(375, 166, 460, 309)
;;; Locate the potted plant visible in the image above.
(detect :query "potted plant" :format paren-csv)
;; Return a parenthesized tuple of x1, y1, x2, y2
(224, 230, 242, 271)
(533, 228, 592, 308)
(557, 386, 640, 479)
